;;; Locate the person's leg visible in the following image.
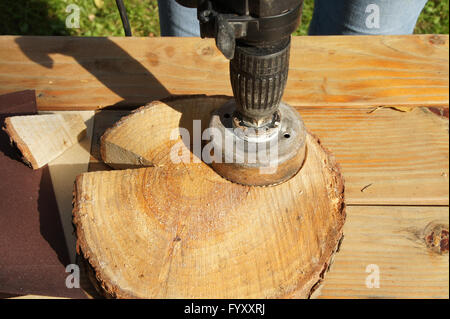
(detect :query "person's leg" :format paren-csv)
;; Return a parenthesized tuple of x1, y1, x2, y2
(309, 0, 428, 35)
(157, 0, 200, 36)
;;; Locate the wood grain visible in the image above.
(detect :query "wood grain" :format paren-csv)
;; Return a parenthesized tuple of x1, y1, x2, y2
(319, 206, 449, 299)
(88, 110, 129, 172)
(0, 35, 447, 110)
(299, 106, 449, 206)
(0, 34, 447, 299)
(89, 99, 449, 206)
(73, 96, 346, 298)
(8, 206, 447, 299)
(3, 113, 86, 169)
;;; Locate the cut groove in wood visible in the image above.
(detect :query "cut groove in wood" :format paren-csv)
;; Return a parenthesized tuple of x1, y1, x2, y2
(73, 96, 346, 298)
(3, 113, 86, 169)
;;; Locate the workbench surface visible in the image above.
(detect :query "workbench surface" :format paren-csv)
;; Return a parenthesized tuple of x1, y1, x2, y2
(0, 35, 448, 299)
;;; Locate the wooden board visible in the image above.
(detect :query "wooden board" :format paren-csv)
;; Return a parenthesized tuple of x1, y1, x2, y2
(44, 111, 95, 263)
(319, 206, 449, 299)
(300, 106, 449, 206)
(88, 102, 449, 206)
(0, 35, 447, 110)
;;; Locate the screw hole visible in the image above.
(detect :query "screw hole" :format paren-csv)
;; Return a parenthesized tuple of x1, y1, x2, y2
(284, 133, 291, 139)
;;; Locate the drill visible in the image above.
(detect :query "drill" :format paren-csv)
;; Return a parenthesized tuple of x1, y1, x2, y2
(177, 0, 303, 126)
(179, 0, 307, 186)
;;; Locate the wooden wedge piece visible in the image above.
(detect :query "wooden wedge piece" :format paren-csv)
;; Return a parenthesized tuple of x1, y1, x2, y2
(72, 96, 345, 298)
(4, 113, 86, 169)
(100, 96, 229, 170)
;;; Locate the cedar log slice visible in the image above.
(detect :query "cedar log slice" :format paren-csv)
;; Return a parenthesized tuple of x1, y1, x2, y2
(73, 96, 346, 298)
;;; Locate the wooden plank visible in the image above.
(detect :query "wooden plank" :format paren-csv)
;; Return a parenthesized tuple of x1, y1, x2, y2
(44, 111, 95, 264)
(0, 35, 447, 110)
(6, 296, 67, 299)
(88, 105, 449, 206)
(300, 106, 449, 206)
(318, 206, 449, 299)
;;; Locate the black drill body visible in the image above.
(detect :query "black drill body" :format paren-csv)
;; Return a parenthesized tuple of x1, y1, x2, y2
(176, 0, 304, 127)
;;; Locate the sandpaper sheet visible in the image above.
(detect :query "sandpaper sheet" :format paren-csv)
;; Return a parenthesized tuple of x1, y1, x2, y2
(0, 90, 86, 298)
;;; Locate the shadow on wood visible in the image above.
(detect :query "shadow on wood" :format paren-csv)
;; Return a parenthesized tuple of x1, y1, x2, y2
(15, 37, 171, 108)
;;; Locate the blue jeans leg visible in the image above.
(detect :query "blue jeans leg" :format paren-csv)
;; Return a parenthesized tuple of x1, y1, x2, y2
(309, 0, 428, 35)
(157, 0, 428, 37)
(157, 0, 200, 36)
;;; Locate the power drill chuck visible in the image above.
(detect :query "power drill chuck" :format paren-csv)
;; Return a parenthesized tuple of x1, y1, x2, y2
(230, 39, 291, 126)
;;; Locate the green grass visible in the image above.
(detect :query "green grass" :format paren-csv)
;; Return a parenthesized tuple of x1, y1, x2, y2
(0, 0, 448, 36)
(416, 0, 449, 33)
(295, 0, 315, 36)
(0, 0, 160, 36)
